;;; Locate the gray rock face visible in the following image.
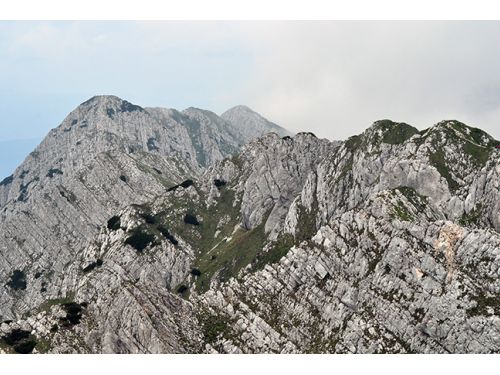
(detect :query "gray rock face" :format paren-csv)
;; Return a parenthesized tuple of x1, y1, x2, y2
(221, 105, 292, 142)
(0, 103, 498, 354)
(0, 95, 288, 322)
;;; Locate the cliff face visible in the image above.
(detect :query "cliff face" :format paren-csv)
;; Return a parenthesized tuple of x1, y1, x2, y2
(0, 99, 498, 354)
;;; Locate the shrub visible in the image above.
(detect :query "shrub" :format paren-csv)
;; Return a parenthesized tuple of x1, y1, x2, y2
(2, 329, 30, 345)
(13, 340, 37, 354)
(180, 179, 194, 188)
(184, 214, 200, 226)
(106, 108, 115, 119)
(167, 179, 194, 192)
(82, 259, 103, 273)
(6, 270, 27, 290)
(119, 175, 128, 183)
(60, 302, 84, 326)
(190, 268, 202, 277)
(213, 179, 226, 189)
(107, 216, 121, 231)
(1, 329, 38, 354)
(46, 168, 63, 178)
(157, 225, 178, 245)
(141, 213, 157, 224)
(119, 101, 143, 113)
(0, 174, 13, 186)
(124, 229, 155, 252)
(176, 285, 188, 294)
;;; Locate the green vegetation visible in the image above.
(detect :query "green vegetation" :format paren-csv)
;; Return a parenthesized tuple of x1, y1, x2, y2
(0, 174, 13, 186)
(449, 121, 495, 147)
(1, 329, 37, 354)
(37, 293, 76, 313)
(213, 179, 226, 189)
(183, 213, 200, 226)
(124, 229, 156, 252)
(167, 179, 194, 192)
(396, 186, 428, 212)
(46, 168, 63, 178)
(463, 141, 491, 167)
(375, 120, 419, 145)
(192, 219, 268, 291)
(82, 259, 103, 273)
(60, 302, 85, 326)
(295, 202, 319, 243)
(6, 270, 27, 290)
(35, 338, 52, 354)
(467, 294, 499, 317)
(157, 225, 178, 245)
(107, 215, 121, 230)
(253, 234, 295, 272)
(459, 204, 483, 227)
(391, 202, 413, 222)
(428, 148, 459, 192)
(198, 310, 232, 344)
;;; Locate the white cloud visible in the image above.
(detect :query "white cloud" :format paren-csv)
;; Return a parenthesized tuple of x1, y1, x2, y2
(1, 21, 500, 141)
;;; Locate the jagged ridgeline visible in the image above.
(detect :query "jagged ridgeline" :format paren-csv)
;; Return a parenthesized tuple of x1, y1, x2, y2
(0, 97, 499, 354)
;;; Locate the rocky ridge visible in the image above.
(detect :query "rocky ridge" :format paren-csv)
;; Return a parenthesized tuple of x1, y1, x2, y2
(0, 100, 498, 354)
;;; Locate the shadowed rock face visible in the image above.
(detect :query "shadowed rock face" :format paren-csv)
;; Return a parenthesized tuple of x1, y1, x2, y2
(0, 99, 498, 354)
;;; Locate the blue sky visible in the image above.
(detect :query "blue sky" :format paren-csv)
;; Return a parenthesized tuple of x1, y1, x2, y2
(1, 21, 500, 178)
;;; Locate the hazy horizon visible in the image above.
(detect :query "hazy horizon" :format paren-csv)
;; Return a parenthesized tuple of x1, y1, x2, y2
(2, 21, 500, 178)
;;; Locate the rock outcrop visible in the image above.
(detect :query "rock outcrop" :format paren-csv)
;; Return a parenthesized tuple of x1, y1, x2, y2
(1, 100, 498, 354)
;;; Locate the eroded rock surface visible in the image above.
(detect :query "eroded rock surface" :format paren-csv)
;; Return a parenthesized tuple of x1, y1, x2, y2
(1, 101, 498, 354)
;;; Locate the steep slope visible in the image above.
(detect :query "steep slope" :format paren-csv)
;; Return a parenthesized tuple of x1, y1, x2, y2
(0, 95, 291, 324)
(1, 114, 498, 354)
(221, 105, 293, 142)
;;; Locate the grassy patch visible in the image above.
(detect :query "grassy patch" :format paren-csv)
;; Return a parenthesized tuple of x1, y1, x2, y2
(193, 220, 268, 292)
(253, 234, 295, 272)
(459, 204, 483, 227)
(467, 294, 499, 317)
(463, 141, 491, 167)
(197, 309, 232, 345)
(428, 148, 459, 192)
(376, 120, 419, 145)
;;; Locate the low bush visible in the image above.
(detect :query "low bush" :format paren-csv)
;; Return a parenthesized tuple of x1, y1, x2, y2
(107, 216, 121, 231)
(6, 270, 27, 290)
(184, 214, 200, 226)
(125, 229, 156, 252)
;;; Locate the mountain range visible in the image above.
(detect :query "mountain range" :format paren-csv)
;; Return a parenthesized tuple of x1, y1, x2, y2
(0, 95, 498, 354)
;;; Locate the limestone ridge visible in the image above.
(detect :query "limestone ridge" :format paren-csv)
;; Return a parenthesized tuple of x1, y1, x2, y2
(0, 99, 498, 354)
(221, 105, 293, 141)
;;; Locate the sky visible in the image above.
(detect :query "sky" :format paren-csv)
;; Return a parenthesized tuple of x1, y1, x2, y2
(1, 21, 500, 178)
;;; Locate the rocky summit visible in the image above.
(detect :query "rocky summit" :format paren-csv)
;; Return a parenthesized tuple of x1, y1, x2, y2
(0, 97, 498, 354)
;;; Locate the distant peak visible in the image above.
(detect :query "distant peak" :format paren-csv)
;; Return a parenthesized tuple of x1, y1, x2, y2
(425, 120, 496, 147)
(78, 95, 144, 116)
(224, 105, 255, 114)
(358, 119, 419, 146)
(80, 95, 124, 106)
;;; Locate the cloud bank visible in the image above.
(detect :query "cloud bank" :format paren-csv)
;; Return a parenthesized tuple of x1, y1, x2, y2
(1, 21, 499, 144)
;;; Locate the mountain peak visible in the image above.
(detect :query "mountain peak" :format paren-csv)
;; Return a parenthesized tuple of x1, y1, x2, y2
(427, 120, 497, 147)
(223, 105, 256, 114)
(221, 105, 292, 142)
(78, 95, 144, 115)
(361, 119, 419, 145)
